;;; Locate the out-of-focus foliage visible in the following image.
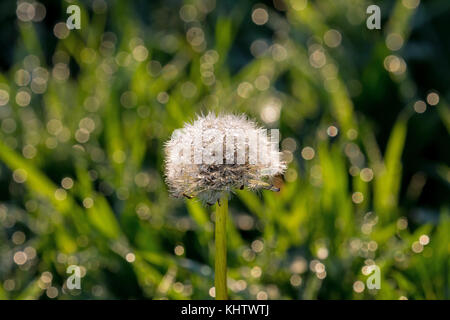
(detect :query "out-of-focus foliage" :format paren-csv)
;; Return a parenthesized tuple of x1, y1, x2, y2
(0, 0, 448, 300)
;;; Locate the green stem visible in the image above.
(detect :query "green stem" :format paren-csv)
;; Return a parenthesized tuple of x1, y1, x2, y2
(214, 194, 228, 300)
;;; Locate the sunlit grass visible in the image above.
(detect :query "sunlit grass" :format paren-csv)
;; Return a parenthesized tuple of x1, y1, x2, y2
(0, 0, 448, 300)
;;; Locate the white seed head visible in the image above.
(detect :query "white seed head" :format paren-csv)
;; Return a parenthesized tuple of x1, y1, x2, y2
(164, 113, 286, 204)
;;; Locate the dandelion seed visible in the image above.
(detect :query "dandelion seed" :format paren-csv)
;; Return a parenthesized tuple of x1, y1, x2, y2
(164, 113, 286, 205)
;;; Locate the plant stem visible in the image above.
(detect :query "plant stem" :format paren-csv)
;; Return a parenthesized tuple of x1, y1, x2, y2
(214, 195, 228, 300)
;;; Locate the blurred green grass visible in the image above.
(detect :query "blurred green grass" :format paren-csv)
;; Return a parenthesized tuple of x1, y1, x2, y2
(0, 0, 448, 300)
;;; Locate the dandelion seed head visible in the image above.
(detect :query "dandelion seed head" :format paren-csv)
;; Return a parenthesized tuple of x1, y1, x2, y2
(164, 113, 286, 204)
